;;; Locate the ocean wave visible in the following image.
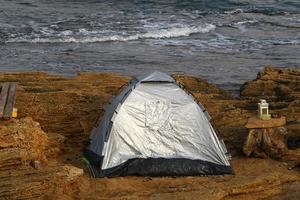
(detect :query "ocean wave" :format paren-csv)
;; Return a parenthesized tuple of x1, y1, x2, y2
(233, 20, 259, 33)
(224, 9, 244, 14)
(152, 33, 300, 51)
(7, 24, 216, 43)
(224, 7, 297, 16)
(234, 20, 258, 26)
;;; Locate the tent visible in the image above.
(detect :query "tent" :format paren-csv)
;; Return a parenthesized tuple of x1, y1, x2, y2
(85, 71, 232, 177)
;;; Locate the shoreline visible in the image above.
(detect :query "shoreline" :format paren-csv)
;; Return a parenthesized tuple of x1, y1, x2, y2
(0, 65, 298, 97)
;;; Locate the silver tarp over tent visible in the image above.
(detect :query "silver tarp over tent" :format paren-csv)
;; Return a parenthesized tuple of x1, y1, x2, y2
(85, 71, 232, 177)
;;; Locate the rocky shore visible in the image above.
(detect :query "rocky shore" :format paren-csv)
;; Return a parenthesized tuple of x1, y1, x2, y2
(0, 66, 299, 199)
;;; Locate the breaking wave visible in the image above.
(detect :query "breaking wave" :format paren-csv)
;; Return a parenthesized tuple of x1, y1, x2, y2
(7, 24, 216, 43)
(224, 9, 244, 14)
(234, 20, 258, 26)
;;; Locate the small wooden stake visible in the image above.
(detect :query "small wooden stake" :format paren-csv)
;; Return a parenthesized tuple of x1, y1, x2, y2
(0, 83, 10, 118)
(3, 82, 17, 118)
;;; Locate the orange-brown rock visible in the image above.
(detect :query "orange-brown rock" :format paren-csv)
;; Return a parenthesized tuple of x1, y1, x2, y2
(0, 165, 83, 199)
(48, 158, 300, 200)
(0, 116, 83, 199)
(0, 70, 298, 199)
(240, 66, 300, 140)
(0, 117, 48, 170)
(240, 66, 300, 101)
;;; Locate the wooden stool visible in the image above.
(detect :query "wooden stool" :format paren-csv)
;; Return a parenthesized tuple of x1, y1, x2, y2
(243, 117, 288, 159)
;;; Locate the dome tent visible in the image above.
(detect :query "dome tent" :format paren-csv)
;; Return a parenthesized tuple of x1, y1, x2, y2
(84, 71, 232, 177)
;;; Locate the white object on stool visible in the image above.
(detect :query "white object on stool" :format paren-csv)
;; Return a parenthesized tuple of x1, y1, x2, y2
(258, 99, 270, 120)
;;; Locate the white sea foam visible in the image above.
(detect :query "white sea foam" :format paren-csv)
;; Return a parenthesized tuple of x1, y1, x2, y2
(225, 9, 244, 14)
(234, 20, 258, 33)
(7, 24, 216, 43)
(234, 20, 258, 26)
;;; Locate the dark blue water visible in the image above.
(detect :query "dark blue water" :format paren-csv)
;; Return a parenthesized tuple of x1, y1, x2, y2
(0, 0, 299, 94)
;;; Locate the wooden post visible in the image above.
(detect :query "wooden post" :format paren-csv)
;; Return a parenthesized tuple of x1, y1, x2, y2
(0, 83, 10, 118)
(3, 83, 17, 118)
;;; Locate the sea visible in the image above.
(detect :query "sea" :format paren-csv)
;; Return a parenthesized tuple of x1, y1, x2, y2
(0, 0, 299, 95)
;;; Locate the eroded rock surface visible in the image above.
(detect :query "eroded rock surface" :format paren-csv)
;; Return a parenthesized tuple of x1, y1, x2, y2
(0, 117, 48, 170)
(241, 66, 300, 100)
(0, 68, 298, 199)
(0, 117, 83, 199)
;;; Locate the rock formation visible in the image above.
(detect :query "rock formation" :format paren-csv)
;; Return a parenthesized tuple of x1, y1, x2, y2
(240, 66, 300, 149)
(0, 67, 298, 199)
(0, 117, 83, 199)
(0, 117, 48, 170)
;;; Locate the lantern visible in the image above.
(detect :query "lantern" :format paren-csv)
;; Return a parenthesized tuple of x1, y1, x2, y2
(258, 99, 271, 120)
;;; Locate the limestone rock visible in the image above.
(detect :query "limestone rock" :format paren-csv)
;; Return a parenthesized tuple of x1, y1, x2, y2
(0, 165, 83, 199)
(240, 66, 300, 101)
(240, 66, 300, 146)
(0, 71, 299, 199)
(55, 165, 84, 182)
(0, 117, 83, 199)
(0, 117, 48, 170)
(46, 132, 66, 158)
